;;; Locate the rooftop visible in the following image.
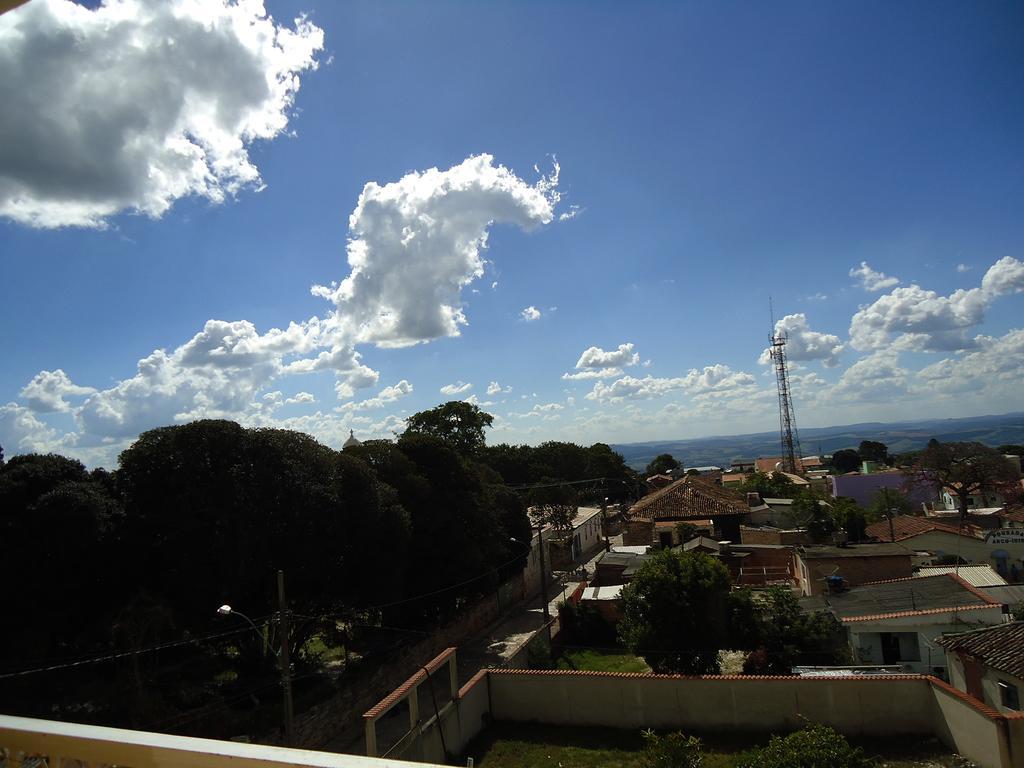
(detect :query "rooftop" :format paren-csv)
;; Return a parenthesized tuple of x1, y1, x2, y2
(865, 515, 985, 542)
(628, 475, 747, 522)
(936, 622, 1024, 679)
(798, 543, 912, 559)
(914, 565, 1008, 587)
(804, 573, 999, 623)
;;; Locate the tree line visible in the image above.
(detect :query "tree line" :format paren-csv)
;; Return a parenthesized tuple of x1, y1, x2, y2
(0, 401, 636, 732)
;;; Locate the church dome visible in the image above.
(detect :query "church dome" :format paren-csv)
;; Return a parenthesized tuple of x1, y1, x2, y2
(342, 429, 361, 449)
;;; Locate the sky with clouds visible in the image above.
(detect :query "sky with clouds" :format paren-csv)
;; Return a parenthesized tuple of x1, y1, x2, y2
(1, 0, 1023, 468)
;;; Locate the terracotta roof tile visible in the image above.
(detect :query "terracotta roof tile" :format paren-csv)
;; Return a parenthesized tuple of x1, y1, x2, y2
(864, 515, 984, 542)
(628, 475, 746, 522)
(935, 622, 1024, 679)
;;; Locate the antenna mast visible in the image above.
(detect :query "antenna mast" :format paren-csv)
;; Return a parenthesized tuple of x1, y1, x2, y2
(769, 304, 802, 474)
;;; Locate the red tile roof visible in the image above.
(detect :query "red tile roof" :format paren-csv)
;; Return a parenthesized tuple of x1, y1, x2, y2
(629, 475, 747, 522)
(935, 622, 1024, 679)
(865, 515, 983, 542)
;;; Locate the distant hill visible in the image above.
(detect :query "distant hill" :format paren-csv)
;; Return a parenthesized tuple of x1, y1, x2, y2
(611, 412, 1024, 471)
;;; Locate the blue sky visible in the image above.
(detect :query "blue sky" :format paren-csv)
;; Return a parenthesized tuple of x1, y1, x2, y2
(2, 0, 1023, 468)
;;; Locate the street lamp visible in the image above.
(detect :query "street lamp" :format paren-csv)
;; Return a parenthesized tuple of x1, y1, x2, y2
(216, 570, 294, 745)
(217, 605, 277, 657)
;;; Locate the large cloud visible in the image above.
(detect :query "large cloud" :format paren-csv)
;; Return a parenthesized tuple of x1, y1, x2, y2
(758, 314, 843, 368)
(849, 256, 1024, 352)
(8, 155, 563, 458)
(20, 369, 96, 413)
(830, 350, 909, 401)
(563, 342, 639, 380)
(0, 0, 323, 228)
(585, 365, 757, 404)
(76, 318, 331, 438)
(312, 154, 560, 348)
(917, 329, 1024, 395)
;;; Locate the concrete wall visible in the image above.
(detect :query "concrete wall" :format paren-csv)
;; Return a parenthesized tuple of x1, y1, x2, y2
(483, 670, 1023, 768)
(487, 671, 937, 735)
(930, 679, 1018, 768)
(893, 530, 1024, 574)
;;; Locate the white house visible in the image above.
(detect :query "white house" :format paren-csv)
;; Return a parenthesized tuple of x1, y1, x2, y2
(937, 622, 1024, 714)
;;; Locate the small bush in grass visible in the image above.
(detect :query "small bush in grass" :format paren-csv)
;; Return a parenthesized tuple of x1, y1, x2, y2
(641, 729, 702, 768)
(734, 722, 873, 768)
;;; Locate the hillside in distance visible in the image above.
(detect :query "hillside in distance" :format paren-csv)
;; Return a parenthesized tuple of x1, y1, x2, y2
(611, 412, 1024, 471)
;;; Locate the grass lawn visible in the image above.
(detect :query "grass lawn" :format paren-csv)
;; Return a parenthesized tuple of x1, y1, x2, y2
(460, 723, 963, 768)
(556, 648, 651, 673)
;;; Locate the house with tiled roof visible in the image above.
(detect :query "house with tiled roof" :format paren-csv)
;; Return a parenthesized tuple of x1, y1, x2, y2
(804, 572, 1006, 675)
(795, 543, 914, 596)
(937, 622, 1024, 714)
(624, 474, 747, 547)
(866, 515, 1024, 582)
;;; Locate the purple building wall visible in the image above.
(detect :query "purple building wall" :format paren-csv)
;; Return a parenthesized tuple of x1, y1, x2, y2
(829, 472, 937, 508)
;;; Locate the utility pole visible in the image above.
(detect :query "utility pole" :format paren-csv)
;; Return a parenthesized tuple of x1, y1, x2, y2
(277, 570, 295, 746)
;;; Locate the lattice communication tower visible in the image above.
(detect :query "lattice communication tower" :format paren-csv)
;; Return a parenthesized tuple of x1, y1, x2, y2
(769, 329, 803, 474)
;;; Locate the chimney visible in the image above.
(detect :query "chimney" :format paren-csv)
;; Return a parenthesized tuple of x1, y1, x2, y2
(747, 492, 761, 508)
(718, 540, 731, 554)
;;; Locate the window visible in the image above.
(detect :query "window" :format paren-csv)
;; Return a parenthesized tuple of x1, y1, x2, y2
(998, 681, 1020, 711)
(879, 632, 921, 663)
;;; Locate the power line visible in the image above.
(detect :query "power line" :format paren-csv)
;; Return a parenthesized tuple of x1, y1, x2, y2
(0, 619, 272, 681)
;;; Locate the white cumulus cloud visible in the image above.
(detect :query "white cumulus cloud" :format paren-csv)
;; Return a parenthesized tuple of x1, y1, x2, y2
(521, 306, 542, 322)
(758, 314, 843, 368)
(563, 342, 639, 380)
(440, 381, 472, 395)
(0, 0, 324, 228)
(849, 262, 900, 291)
(849, 256, 1024, 352)
(585, 365, 757, 403)
(20, 369, 96, 412)
(313, 154, 560, 348)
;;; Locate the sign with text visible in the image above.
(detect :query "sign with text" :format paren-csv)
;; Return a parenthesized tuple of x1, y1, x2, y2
(985, 529, 1024, 547)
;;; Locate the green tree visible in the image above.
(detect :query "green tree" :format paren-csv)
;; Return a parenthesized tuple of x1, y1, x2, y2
(906, 440, 1020, 521)
(0, 455, 125, 665)
(790, 489, 835, 542)
(528, 480, 579, 535)
(742, 587, 847, 673)
(403, 401, 494, 454)
(831, 448, 861, 474)
(997, 444, 1024, 456)
(831, 496, 868, 541)
(618, 550, 731, 673)
(735, 723, 872, 768)
(645, 453, 681, 476)
(641, 730, 703, 768)
(738, 471, 796, 500)
(117, 421, 410, 654)
(858, 440, 890, 464)
(866, 487, 913, 524)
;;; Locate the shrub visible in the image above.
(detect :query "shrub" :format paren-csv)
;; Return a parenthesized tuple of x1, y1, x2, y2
(734, 723, 873, 768)
(641, 729, 703, 768)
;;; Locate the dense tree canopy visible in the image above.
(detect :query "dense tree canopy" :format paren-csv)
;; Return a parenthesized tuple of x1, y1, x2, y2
(736, 471, 796, 500)
(857, 440, 890, 465)
(479, 440, 634, 502)
(403, 401, 493, 454)
(831, 448, 861, 474)
(1, 419, 535, 731)
(618, 550, 731, 674)
(644, 453, 681, 476)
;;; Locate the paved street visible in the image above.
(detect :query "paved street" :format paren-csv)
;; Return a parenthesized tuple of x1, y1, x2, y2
(327, 539, 617, 757)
